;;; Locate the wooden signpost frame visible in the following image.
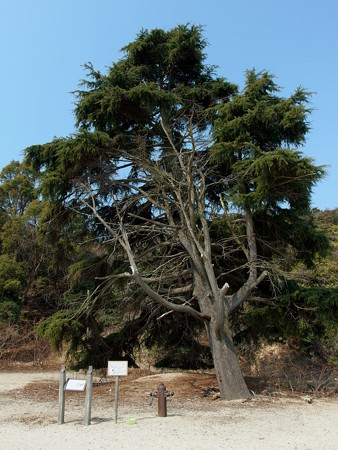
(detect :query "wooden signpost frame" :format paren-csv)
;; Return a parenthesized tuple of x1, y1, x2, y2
(58, 365, 93, 426)
(107, 361, 128, 423)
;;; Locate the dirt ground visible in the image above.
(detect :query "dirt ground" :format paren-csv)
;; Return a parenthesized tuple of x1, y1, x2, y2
(0, 365, 337, 450)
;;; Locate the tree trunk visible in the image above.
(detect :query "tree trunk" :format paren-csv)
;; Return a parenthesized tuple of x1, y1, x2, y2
(192, 274, 250, 400)
(206, 321, 250, 400)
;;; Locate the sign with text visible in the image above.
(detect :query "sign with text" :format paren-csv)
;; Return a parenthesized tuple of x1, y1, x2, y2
(64, 379, 87, 392)
(107, 360, 128, 377)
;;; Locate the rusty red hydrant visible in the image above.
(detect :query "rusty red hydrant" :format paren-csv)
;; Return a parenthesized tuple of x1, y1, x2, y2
(149, 382, 174, 417)
(158, 382, 167, 417)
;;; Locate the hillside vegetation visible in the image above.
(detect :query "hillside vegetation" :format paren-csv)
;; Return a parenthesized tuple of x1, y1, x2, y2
(1, 195, 336, 376)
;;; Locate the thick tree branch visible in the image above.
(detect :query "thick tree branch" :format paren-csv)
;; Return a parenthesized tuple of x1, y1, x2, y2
(133, 272, 210, 322)
(228, 270, 268, 313)
(245, 207, 258, 280)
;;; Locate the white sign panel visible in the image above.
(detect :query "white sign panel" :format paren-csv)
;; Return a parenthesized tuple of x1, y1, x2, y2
(65, 379, 87, 391)
(107, 360, 128, 377)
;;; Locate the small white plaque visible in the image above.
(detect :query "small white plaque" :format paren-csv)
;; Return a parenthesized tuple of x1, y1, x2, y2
(107, 361, 128, 376)
(65, 379, 87, 391)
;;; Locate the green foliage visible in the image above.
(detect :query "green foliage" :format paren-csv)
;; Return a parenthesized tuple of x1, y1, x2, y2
(234, 149, 324, 210)
(72, 24, 235, 135)
(212, 69, 324, 212)
(0, 161, 72, 315)
(36, 308, 96, 370)
(235, 285, 337, 355)
(0, 161, 41, 314)
(308, 209, 338, 287)
(0, 160, 36, 218)
(0, 299, 21, 324)
(36, 310, 85, 352)
(0, 254, 26, 294)
(235, 209, 337, 355)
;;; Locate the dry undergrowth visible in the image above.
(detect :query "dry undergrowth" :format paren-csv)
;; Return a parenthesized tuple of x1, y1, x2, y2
(241, 342, 337, 396)
(0, 323, 51, 369)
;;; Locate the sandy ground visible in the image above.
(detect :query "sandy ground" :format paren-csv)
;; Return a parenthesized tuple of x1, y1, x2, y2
(0, 370, 337, 450)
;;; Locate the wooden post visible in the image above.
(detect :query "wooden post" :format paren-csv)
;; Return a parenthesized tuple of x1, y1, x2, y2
(114, 376, 119, 424)
(107, 361, 128, 424)
(84, 366, 93, 426)
(58, 364, 66, 425)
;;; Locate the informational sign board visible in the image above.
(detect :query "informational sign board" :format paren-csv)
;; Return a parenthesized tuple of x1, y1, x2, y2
(107, 360, 128, 377)
(64, 379, 87, 392)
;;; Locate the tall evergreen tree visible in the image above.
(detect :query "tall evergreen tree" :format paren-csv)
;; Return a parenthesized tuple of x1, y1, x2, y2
(25, 25, 328, 399)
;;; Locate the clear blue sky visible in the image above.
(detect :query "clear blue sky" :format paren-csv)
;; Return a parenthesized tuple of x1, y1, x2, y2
(1, 0, 337, 210)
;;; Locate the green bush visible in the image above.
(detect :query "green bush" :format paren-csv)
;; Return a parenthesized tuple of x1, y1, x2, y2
(234, 285, 338, 355)
(36, 310, 85, 352)
(0, 300, 21, 324)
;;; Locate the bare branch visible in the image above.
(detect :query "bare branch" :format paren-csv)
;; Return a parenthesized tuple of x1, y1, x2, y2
(127, 212, 179, 230)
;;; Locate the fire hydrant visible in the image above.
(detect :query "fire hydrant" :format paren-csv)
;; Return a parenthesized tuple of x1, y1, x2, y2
(149, 382, 174, 417)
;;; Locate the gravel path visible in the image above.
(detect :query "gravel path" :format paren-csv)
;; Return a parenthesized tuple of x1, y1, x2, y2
(0, 371, 337, 449)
